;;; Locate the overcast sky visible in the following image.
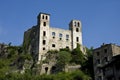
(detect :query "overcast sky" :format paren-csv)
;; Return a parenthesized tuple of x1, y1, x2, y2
(0, 0, 120, 48)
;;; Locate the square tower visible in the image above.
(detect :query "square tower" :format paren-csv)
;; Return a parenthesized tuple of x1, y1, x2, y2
(69, 20, 82, 49)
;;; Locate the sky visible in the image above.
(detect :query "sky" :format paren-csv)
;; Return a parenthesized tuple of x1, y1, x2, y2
(0, 0, 120, 48)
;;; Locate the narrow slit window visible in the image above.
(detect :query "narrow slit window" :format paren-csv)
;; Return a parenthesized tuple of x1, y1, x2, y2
(43, 40, 46, 45)
(76, 37, 79, 42)
(42, 15, 44, 19)
(78, 22, 80, 27)
(43, 31, 46, 36)
(46, 16, 48, 20)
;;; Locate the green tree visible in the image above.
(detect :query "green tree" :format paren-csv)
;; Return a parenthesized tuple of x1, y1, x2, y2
(81, 47, 94, 80)
(71, 43, 85, 65)
(57, 51, 72, 71)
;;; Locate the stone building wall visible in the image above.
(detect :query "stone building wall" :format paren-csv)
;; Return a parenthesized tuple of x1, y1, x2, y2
(49, 27, 72, 50)
(93, 44, 120, 80)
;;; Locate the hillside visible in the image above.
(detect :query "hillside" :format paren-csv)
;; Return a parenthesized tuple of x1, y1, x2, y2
(0, 43, 93, 80)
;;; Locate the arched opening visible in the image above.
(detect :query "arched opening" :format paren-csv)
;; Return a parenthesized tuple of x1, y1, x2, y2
(76, 28, 79, 32)
(42, 15, 44, 19)
(46, 16, 48, 20)
(45, 67, 48, 73)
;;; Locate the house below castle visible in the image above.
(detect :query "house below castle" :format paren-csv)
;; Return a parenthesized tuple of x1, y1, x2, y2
(93, 43, 120, 80)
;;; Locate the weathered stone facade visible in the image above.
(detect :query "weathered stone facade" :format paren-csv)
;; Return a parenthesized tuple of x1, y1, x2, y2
(93, 43, 120, 80)
(102, 55, 120, 80)
(23, 12, 83, 62)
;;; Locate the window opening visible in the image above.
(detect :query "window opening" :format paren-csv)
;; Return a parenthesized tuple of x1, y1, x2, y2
(78, 22, 80, 27)
(97, 59, 100, 64)
(97, 52, 100, 56)
(66, 46, 69, 49)
(52, 32, 55, 36)
(66, 35, 69, 40)
(45, 67, 48, 73)
(46, 16, 48, 20)
(43, 47, 45, 50)
(104, 57, 108, 62)
(43, 40, 46, 45)
(43, 31, 46, 36)
(52, 44, 55, 47)
(104, 49, 107, 53)
(76, 28, 79, 32)
(76, 37, 79, 42)
(59, 33, 62, 40)
(74, 22, 76, 26)
(59, 33, 62, 38)
(43, 22, 46, 26)
(42, 15, 44, 19)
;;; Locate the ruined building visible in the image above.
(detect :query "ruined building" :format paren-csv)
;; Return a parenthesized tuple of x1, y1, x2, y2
(93, 43, 120, 80)
(23, 12, 83, 62)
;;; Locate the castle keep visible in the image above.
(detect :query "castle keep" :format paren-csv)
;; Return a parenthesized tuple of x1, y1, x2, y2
(23, 13, 83, 61)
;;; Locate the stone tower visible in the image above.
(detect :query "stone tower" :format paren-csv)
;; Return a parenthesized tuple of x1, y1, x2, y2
(69, 20, 82, 49)
(37, 13, 50, 61)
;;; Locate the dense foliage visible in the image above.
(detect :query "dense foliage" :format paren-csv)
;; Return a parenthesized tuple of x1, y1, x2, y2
(0, 43, 93, 80)
(0, 69, 91, 80)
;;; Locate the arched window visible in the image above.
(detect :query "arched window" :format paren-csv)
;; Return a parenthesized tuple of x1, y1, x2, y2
(46, 16, 48, 20)
(45, 67, 48, 73)
(76, 28, 79, 32)
(74, 22, 76, 26)
(42, 15, 44, 19)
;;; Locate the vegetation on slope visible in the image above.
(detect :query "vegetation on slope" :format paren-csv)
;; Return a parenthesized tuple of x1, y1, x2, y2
(0, 43, 94, 80)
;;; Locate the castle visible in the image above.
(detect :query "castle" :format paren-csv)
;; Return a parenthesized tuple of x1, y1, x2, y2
(23, 12, 83, 61)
